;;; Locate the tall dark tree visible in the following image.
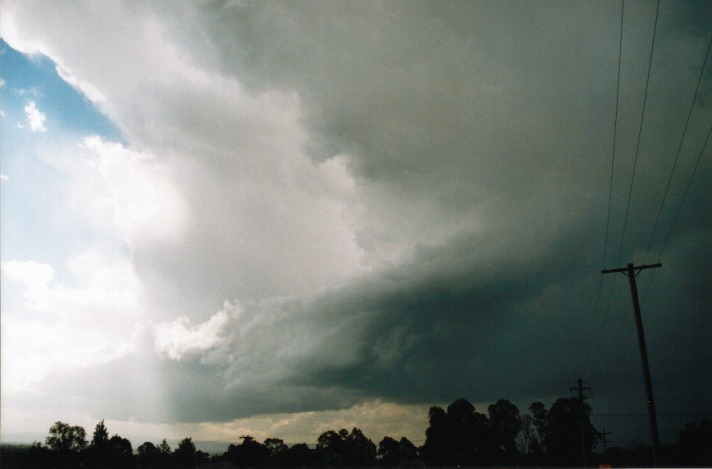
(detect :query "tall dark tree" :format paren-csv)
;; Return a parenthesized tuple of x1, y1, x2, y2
(421, 405, 449, 465)
(224, 435, 269, 467)
(157, 439, 171, 454)
(109, 434, 134, 467)
(528, 401, 548, 455)
(316, 427, 376, 467)
(174, 437, 197, 468)
(421, 398, 494, 466)
(137, 441, 159, 468)
(516, 414, 538, 455)
(398, 437, 418, 460)
(344, 427, 377, 466)
(488, 399, 521, 454)
(155, 439, 173, 468)
(44, 421, 87, 468)
(91, 420, 110, 448)
(545, 397, 599, 464)
(86, 420, 111, 467)
(378, 436, 419, 466)
(317, 429, 346, 466)
(265, 437, 288, 465)
(378, 437, 401, 466)
(86, 421, 134, 468)
(46, 421, 87, 453)
(285, 442, 313, 467)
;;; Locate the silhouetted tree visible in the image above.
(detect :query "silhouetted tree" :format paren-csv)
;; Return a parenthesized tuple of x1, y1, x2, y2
(421, 405, 449, 465)
(378, 436, 401, 466)
(224, 435, 269, 467)
(174, 437, 197, 468)
(378, 436, 419, 466)
(316, 427, 376, 466)
(265, 437, 288, 465)
(285, 442, 313, 467)
(86, 420, 111, 467)
(85, 421, 134, 467)
(154, 439, 173, 468)
(317, 430, 347, 466)
(344, 427, 377, 466)
(398, 437, 418, 460)
(44, 421, 86, 468)
(46, 421, 87, 453)
(91, 420, 110, 447)
(137, 441, 159, 468)
(515, 413, 541, 456)
(421, 398, 494, 466)
(545, 397, 599, 465)
(157, 438, 171, 454)
(109, 434, 134, 467)
(528, 401, 548, 455)
(488, 399, 521, 454)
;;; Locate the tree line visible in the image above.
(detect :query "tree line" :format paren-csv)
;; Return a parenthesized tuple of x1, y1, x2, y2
(2, 397, 710, 468)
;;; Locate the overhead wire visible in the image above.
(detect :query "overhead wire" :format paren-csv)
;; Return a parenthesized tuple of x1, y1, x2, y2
(598, 0, 660, 396)
(643, 34, 712, 264)
(615, 0, 660, 265)
(581, 0, 626, 381)
(656, 124, 712, 262)
(589, 0, 661, 394)
(591, 13, 712, 433)
(581, 3, 712, 447)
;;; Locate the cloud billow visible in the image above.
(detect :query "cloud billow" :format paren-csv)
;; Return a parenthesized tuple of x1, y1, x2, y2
(1, 0, 710, 446)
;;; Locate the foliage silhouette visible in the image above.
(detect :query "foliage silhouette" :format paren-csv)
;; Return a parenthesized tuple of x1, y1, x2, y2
(46, 421, 87, 453)
(377, 436, 418, 466)
(3, 400, 709, 468)
(224, 435, 269, 467)
(136, 441, 158, 468)
(264, 437, 288, 465)
(488, 399, 521, 455)
(527, 401, 548, 455)
(315, 427, 377, 467)
(544, 397, 600, 465)
(174, 437, 208, 468)
(44, 421, 87, 468)
(285, 442, 314, 467)
(421, 398, 495, 466)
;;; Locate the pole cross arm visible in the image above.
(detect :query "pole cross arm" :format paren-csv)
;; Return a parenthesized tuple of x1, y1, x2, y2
(601, 262, 661, 275)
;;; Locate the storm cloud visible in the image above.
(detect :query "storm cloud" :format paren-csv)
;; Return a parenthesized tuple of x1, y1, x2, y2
(2, 0, 710, 447)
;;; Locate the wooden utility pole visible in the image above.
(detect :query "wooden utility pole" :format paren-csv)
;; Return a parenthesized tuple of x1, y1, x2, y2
(570, 379, 592, 467)
(601, 262, 661, 467)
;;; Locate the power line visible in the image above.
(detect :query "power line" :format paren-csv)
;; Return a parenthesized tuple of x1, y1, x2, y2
(593, 2, 660, 391)
(643, 33, 712, 264)
(583, 0, 627, 379)
(604, 0, 627, 270)
(615, 0, 660, 265)
(656, 124, 712, 262)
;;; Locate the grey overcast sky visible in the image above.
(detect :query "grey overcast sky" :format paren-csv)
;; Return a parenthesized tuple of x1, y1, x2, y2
(1, 0, 711, 450)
